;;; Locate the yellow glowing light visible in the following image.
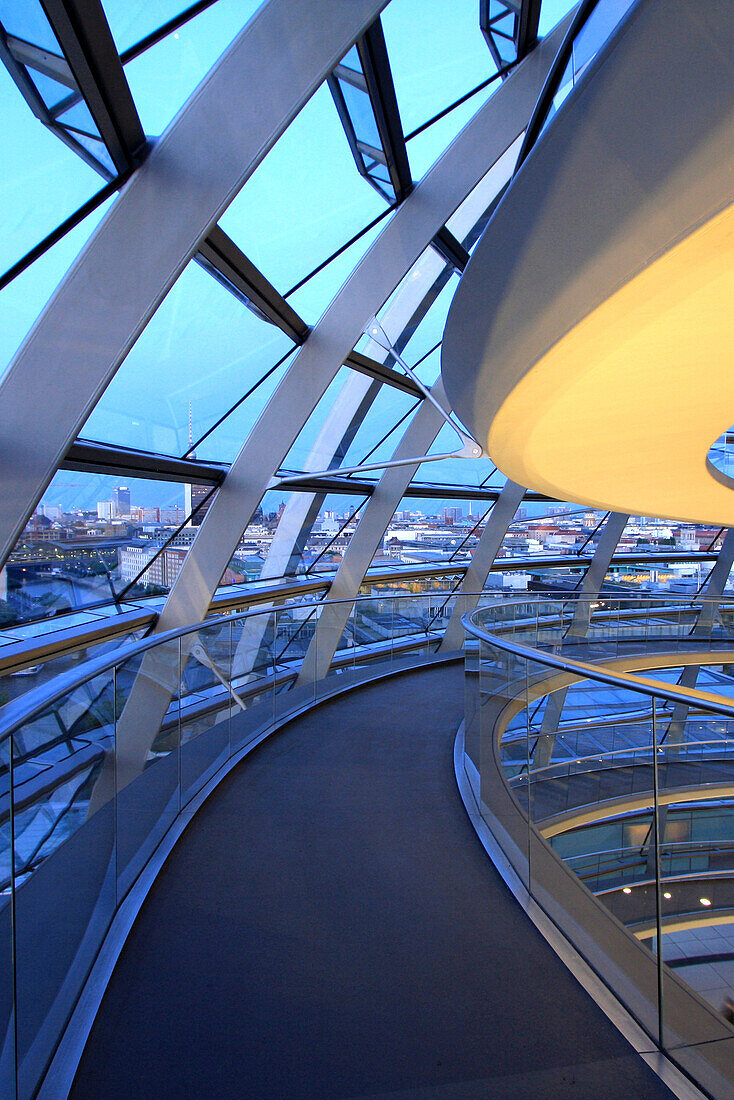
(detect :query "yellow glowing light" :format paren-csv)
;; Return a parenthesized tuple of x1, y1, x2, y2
(664, 892, 672, 900)
(700, 897, 712, 907)
(488, 202, 734, 527)
(622, 887, 632, 895)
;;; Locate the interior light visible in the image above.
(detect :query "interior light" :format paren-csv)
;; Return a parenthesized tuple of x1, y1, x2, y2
(663, 892, 672, 900)
(700, 897, 712, 907)
(622, 887, 632, 894)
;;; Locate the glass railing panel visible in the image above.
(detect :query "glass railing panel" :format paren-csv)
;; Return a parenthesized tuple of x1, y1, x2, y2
(0, 630, 146, 712)
(0, 712, 11, 1099)
(230, 611, 277, 751)
(479, 634, 530, 888)
(273, 605, 315, 723)
(179, 621, 232, 805)
(113, 643, 180, 899)
(654, 708, 734, 1060)
(389, 594, 434, 672)
(12, 670, 116, 1097)
(464, 595, 734, 1075)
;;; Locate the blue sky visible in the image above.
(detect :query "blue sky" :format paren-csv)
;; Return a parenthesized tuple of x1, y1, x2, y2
(0, 0, 573, 516)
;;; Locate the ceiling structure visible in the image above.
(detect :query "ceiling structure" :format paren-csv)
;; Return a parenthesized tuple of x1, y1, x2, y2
(0, 0, 726, 644)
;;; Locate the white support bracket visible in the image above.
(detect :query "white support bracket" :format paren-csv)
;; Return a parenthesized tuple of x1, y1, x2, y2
(273, 317, 484, 487)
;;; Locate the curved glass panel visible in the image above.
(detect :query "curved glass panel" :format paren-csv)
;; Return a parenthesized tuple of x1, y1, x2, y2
(81, 260, 293, 456)
(123, 0, 260, 135)
(0, 195, 114, 383)
(219, 82, 386, 303)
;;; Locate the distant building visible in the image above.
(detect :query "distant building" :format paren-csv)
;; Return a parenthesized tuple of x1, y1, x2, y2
(97, 501, 114, 520)
(113, 486, 131, 517)
(159, 505, 186, 526)
(185, 482, 212, 526)
(119, 543, 188, 588)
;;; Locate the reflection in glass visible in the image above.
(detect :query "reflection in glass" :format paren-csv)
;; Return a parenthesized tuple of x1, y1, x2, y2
(82, 260, 292, 456)
(0, 469, 218, 626)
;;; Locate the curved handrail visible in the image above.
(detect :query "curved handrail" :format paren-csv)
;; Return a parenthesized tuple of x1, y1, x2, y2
(0, 549, 719, 674)
(462, 602, 734, 720)
(4, 589, 734, 748)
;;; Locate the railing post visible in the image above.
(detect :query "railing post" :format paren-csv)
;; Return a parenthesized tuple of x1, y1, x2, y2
(651, 696, 665, 1051)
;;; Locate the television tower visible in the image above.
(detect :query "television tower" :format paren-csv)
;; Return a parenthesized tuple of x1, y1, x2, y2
(187, 401, 195, 459)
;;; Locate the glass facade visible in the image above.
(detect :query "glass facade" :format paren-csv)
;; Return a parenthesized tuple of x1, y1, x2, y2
(0, 1, 731, 1095)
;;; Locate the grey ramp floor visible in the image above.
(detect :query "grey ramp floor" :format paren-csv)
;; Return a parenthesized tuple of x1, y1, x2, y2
(71, 664, 674, 1099)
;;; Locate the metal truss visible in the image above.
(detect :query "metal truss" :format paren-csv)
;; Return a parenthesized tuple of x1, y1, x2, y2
(481, 0, 542, 70)
(328, 15, 412, 203)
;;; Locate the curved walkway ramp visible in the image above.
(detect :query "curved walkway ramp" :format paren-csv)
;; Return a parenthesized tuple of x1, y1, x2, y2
(71, 665, 674, 1098)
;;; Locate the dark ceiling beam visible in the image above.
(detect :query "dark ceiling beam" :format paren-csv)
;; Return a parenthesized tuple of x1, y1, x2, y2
(516, 0, 542, 59)
(357, 18, 412, 202)
(345, 350, 423, 397)
(481, 0, 542, 69)
(404, 483, 555, 502)
(63, 440, 228, 485)
(4, 34, 75, 86)
(329, 16, 412, 204)
(432, 226, 470, 271)
(40, 0, 147, 172)
(198, 226, 309, 343)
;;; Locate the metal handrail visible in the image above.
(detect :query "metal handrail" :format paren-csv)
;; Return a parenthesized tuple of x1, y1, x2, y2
(463, 600, 734, 721)
(0, 549, 719, 674)
(5, 590, 734, 747)
(0, 588, 478, 745)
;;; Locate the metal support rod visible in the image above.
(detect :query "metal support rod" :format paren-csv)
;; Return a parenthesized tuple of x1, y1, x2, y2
(651, 700, 665, 1051)
(275, 317, 483, 486)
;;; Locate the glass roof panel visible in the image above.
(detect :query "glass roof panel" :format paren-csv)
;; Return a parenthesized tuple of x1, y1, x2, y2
(81, 260, 293, 456)
(56, 99, 102, 140)
(382, 0, 495, 137)
(538, 0, 577, 36)
(398, 272, 459, 368)
(281, 366, 355, 474)
(0, 195, 114, 384)
(286, 216, 387, 320)
(62, 131, 116, 175)
(339, 77, 382, 150)
(340, 385, 417, 470)
(342, 45, 361, 71)
(27, 69, 72, 110)
(415, 423, 498, 486)
(122, 0, 260, 136)
(0, 64, 102, 277)
(0, 1, 59, 52)
(193, 347, 297, 464)
(219, 82, 385, 302)
(102, 0, 204, 54)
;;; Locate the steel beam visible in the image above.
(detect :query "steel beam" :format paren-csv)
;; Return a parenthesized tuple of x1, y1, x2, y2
(438, 480, 526, 652)
(0, 0, 389, 573)
(345, 350, 422, 397)
(158, 25, 573, 636)
(63, 439, 227, 484)
(296, 380, 450, 684)
(197, 226, 309, 344)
